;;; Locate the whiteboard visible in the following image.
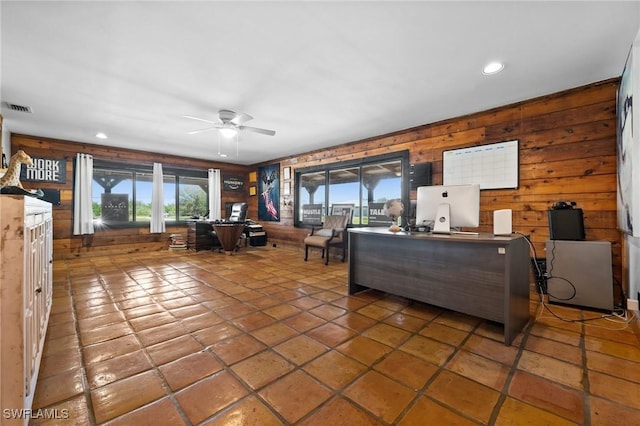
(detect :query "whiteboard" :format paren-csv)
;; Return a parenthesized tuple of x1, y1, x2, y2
(443, 140, 519, 189)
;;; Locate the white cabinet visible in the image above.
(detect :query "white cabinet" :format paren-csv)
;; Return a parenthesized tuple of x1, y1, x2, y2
(0, 195, 53, 424)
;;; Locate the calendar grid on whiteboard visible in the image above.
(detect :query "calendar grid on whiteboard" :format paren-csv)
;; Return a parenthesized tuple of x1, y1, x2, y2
(443, 140, 519, 189)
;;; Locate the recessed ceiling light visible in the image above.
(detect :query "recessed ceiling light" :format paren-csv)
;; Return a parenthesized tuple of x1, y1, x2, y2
(219, 153, 228, 158)
(95, 132, 108, 139)
(483, 61, 504, 75)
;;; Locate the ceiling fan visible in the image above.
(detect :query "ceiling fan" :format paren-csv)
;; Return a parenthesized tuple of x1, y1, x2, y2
(184, 110, 276, 137)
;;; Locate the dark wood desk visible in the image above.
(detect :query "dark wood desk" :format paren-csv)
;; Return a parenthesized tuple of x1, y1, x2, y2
(213, 223, 246, 255)
(348, 228, 530, 345)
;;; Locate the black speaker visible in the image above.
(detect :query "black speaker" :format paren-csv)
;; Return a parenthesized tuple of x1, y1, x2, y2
(410, 163, 432, 190)
(548, 209, 585, 240)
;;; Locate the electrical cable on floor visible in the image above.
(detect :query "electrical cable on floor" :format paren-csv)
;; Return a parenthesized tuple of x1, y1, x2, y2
(515, 232, 631, 328)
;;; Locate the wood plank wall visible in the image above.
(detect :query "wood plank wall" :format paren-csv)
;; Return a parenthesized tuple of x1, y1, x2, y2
(9, 79, 624, 292)
(256, 79, 623, 288)
(9, 134, 249, 259)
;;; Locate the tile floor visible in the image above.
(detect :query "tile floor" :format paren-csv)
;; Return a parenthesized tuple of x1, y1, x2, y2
(31, 245, 640, 425)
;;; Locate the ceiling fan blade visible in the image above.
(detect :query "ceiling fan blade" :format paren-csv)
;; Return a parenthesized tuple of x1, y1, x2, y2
(187, 127, 218, 135)
(230, 112, 253, 125)
(240, 125, 276, 136)
(183, 115, 219, 125)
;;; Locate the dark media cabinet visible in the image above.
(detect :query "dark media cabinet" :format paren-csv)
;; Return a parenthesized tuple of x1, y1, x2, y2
(348, 228, 530, 345)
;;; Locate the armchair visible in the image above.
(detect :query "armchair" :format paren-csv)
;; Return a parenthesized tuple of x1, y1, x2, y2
(304, 215, 349, 265)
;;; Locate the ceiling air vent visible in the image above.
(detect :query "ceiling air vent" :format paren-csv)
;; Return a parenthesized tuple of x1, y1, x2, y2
(3, 102, 33, 113)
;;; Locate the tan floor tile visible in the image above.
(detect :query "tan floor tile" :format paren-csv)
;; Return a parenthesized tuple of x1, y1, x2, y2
(584, 334, 640, 363)
(274, 335, 329, 365)
(303, 350, 366, 390)
(400, 335, 455, 366)
(375, 350, 438, 391)
(91, 370, 166, 424)
(337, 335, 393, 365)
(586, 350, 640, 383)
(104, 397, 186, 426)
(136, 321, 188, 346)
(427, 370, 500, 424)
(77, 311, 126, 332)
(175, 371, 249, 424)
(446, 349, 510, 390)
(263, 303, 302, 320)
(357, 303, 395, 320)
(86, 349, 153, 388)
(146, 334, 204, 365)
(29, 395, 90, 426)
(180, 311, 224, 332)
(397, 395, 478, 426)
(252, 322, 299, 346)
(246, 295, 281, 309)
(259, 370, 332, 423)
(231, 351, 295, 390)
(232, 311, 277, 331)
(32, 369, 85, 409)
(509, 370, 584, 423)
(169, 303, 209, 319)
(121, 303, 165, 320)
(42, 334, 81, 358)
(343, 370, 416, 423)
(282, 312, 326, 332)
(289, 295, 324, 310)
(38, 349, 83, 379)
(463, 334, 519, 365)
(588, 370, 640, 410)
(159, 351, 223, 391)
(203, 395, 283, 426)
(362, 323, 412, 347)
(210, 334, 267, 365)
(331, 312, 377, 332)
(82, 334, 142, 365)
(419, 322, 469, 346)
(383, 312, 427, 332)
(80, 322, 133, 346)
(589, 396, 640, 425)
(193, 322, 244, 346)
(526, 334, 583, 365)
(518, 350, 584, 390)
(306, 322, 356, 347)
(529, 323, 582, 346)
(494, 397, 576, 426)
(330, 296, 370, 311)
(129, 311, 177, 332)
(298, 396, 383, 426)
(309, 304, 347, 320)
(216, 303, 257, 319)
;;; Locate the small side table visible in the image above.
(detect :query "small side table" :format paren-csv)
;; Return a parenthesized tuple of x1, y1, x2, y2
(213, 223, 246, 255)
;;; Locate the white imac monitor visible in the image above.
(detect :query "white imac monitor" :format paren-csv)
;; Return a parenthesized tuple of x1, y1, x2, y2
(415, 184, 480, 233)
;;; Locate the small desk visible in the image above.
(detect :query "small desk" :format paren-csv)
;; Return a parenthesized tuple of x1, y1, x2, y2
(348, 228, 530, 345)
(213, 223, 246, 255)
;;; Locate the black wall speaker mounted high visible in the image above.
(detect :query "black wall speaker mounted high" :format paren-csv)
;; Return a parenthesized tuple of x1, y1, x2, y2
(410, 163, 432, 190)
(40, 188, 61, 205)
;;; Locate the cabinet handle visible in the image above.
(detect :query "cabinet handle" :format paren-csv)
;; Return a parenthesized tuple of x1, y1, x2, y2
(35, 288, 42, 294)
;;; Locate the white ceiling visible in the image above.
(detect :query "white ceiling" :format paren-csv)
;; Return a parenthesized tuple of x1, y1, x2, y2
(2, 1, 639, 165)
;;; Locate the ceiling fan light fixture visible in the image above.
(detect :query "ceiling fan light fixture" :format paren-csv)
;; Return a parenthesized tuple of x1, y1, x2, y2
(219, 126, 238, 138)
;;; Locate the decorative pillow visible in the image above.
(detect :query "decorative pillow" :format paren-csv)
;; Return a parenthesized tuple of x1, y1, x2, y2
(316, 229, 334, 237)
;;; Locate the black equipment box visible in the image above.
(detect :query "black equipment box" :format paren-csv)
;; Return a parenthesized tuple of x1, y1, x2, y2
(548, 208, 585, 240)
(249, 231, 267, 246)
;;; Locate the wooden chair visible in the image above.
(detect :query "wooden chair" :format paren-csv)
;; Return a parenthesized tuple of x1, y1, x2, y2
(304, 215, 349, 265)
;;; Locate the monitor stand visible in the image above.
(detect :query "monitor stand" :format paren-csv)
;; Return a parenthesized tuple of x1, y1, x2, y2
(432, 203, 451, 234)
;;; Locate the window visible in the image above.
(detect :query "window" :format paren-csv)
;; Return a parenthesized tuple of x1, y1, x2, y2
(295, 151, 409, 227)
(92, 160, 208, 227)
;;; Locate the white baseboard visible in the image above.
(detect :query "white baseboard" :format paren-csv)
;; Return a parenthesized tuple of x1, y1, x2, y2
(627, 298, 639, 311)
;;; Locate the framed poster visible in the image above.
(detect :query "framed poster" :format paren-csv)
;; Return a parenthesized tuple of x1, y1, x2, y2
(258, 163, 280, 221)
(617, 33, 640, 237)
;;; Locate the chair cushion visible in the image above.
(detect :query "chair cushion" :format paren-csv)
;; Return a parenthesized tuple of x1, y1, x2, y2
(304, 235, 331, 248)
(315, 229, 334, 237)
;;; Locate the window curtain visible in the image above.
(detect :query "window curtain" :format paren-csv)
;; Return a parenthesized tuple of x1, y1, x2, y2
(150, 162, 166, 233)
(208, 168, 222, 221)
(73, 153, 94, 235)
